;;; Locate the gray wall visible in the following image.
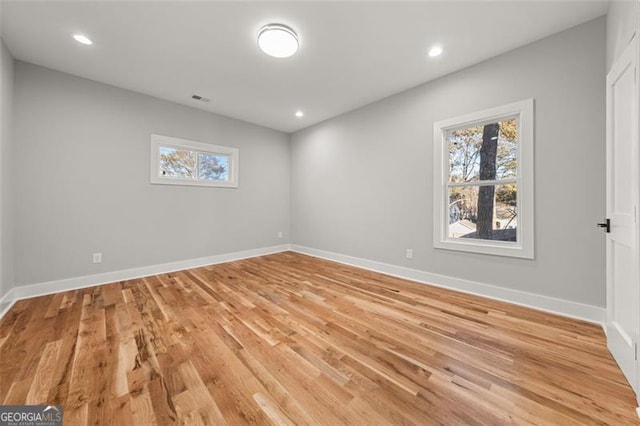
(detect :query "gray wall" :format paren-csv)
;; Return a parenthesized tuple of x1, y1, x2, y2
(606, 0, 639, 70)
(0, 38, 14, 299)
(13, 62, 290, 286)
(290, 18, 606, 307)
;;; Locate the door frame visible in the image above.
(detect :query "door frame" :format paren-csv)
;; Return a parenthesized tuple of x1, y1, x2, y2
(637, 4, 640, 409)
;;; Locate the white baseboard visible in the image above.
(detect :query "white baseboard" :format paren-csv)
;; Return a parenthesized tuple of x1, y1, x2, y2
(290, 244, 605, 325)
(0, 244, 291, 320)
(1, 243, 606, 326)
(0, 288, 17, 319)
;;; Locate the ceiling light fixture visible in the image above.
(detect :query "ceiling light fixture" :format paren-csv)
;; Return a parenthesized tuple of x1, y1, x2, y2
(428, 45, 443, 57)
(295, 110, 304, 118)
(72, 34, 93, 45)
(258, 24, 299, 58)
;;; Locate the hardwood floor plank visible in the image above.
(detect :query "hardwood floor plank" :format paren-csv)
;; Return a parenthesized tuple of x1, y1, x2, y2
(252, 391, 296, 426)
(25, 339, 63, 405)
(0, 252, 637, 425)
(173, 361, 226, 425)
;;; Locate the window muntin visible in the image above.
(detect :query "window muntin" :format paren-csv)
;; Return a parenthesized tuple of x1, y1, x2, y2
(433, 99, 533, 258)
(151, 134, 238, 188)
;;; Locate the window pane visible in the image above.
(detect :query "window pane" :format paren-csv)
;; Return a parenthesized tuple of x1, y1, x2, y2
(448, 184, 517, 241)
(199, 152, 230, 181)
(159, 146, 196, 179)
(447, 118, 518, 183)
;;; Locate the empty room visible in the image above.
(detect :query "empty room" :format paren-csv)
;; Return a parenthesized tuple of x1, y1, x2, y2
(0, 0, 639, 424)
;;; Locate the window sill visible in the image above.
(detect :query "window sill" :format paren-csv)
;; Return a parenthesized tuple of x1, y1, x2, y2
(434, 239, 534, 259)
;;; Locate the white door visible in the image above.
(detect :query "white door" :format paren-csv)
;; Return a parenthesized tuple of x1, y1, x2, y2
(605, 36, 639, 395)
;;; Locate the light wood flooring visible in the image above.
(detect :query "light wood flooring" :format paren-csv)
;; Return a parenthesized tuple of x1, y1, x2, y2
(0, 252, 637, 425)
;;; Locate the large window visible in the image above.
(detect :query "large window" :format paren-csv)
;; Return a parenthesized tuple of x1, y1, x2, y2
(150, 134, 239, 188)
(433, 99, 534, 258)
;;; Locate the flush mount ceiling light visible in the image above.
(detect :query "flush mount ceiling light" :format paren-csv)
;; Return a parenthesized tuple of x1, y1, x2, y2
(295, 110, 304, 118)
(428, 45, 443, 57)
(258, 24, 299, 58)
(72, 33, 93, 45)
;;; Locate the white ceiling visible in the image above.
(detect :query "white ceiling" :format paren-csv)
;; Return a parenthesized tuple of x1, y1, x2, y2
(1, 1, 608, 133)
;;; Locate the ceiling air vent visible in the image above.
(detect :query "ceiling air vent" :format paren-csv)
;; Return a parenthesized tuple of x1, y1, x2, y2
(191, 94, 210, 102)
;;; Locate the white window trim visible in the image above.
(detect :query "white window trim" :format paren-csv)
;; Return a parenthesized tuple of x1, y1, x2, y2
(432, 99, 534, 259)
(150, 134, 239, 188)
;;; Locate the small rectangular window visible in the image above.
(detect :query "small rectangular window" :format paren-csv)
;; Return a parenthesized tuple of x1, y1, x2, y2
(433, 99, 533, 258)
(151, 134, 238, 188)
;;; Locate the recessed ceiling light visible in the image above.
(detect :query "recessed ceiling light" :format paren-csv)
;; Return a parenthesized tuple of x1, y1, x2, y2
(73, 34, 93, 46)
(295, 110, 304, 118)
(428, 45, 443, 57)
(258, 24, 299, 58)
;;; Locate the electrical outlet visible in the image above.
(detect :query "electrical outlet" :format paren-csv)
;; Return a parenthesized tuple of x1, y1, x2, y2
(277, 231, 283, 239)
(92, 253, 102, 264)
(405, 249, 413, 259)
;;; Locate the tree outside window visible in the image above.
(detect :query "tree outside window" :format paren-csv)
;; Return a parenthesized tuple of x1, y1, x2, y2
(447, 118, 518, 241)
(433, 99, 534, 259)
